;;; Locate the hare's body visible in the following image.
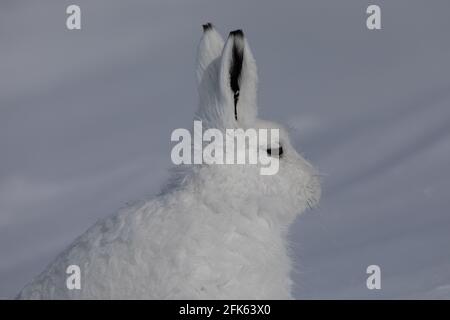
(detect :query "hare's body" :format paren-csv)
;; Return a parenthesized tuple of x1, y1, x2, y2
(18, 166, 299, 299)
(18, 24, 320, 299)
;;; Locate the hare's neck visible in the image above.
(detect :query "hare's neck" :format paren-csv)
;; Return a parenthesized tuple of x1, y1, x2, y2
(183, 167, 294, 228)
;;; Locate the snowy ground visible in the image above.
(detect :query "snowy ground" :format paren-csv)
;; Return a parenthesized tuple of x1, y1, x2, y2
(1, 0, 449, 299)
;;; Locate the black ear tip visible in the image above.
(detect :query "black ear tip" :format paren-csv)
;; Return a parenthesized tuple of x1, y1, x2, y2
(229, 29, 244, 38)
(202, 23, 213, 32)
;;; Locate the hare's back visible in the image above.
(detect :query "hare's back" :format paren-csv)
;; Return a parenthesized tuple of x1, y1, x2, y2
(17, 197, 184, 299)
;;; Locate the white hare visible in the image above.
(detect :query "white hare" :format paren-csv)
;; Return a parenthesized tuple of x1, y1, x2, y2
(17, 24, 320, 299)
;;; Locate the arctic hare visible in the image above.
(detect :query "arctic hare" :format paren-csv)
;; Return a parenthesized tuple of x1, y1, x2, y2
(17, 24, 320, 299)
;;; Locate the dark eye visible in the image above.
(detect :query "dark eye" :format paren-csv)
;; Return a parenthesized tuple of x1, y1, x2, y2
(266, 146, 283, 158)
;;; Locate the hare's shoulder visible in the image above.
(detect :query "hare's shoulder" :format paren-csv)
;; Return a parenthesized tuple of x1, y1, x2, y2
(63, 198, 166, 261)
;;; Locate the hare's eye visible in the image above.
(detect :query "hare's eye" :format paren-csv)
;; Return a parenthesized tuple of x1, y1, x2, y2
(266, 146, 283, 158)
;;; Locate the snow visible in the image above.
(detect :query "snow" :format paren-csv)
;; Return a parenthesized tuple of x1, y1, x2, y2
(1, 0, 450, 299)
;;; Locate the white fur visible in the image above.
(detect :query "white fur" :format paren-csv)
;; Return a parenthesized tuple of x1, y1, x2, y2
(17, 24, 320, 300)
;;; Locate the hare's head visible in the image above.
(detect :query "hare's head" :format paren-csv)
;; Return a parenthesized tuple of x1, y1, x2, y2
(193, 24, 320, 219)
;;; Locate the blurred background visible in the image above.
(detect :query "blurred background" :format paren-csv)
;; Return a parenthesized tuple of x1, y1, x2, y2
(1, 0, 450, 298)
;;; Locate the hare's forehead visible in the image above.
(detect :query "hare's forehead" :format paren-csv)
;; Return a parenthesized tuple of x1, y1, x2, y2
(254, 120, 288, 138)
(250, 119, 290, 146)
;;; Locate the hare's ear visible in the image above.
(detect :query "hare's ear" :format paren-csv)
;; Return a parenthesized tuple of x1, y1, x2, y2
(196, 23, 224, 85)
(219, 30, 258, 126)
